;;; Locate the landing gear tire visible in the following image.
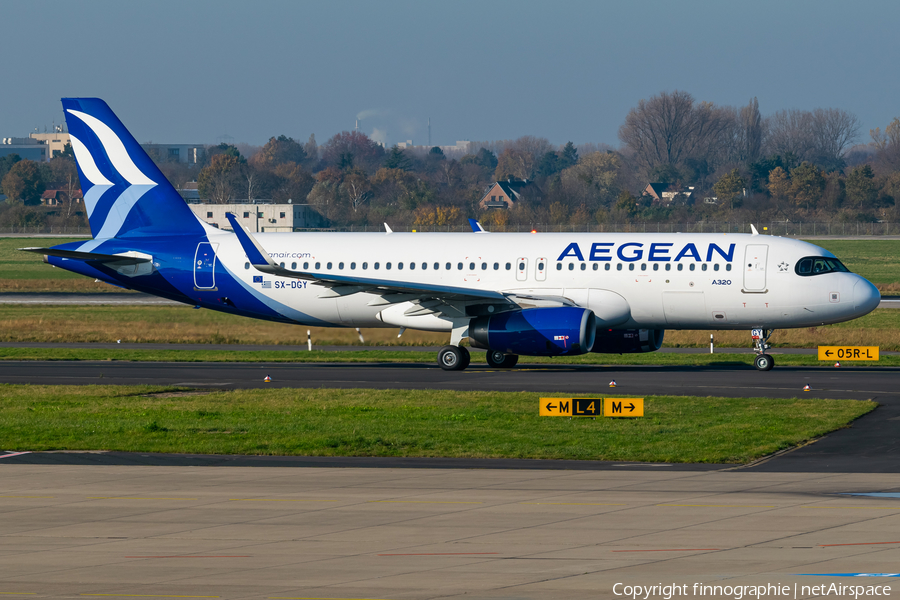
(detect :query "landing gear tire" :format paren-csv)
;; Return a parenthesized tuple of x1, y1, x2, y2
(754, 353, 774, 371)
(486, 350, 519, 369)
(438, 345, 470, 371)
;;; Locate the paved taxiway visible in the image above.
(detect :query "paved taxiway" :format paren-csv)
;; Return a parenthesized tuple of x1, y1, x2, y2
(3, 465, 900, 599)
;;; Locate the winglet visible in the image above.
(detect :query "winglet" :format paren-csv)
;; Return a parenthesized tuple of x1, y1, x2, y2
(225, 213, 275, 267)
(468, 219, 489, 233)
(750, 224, 759, 235)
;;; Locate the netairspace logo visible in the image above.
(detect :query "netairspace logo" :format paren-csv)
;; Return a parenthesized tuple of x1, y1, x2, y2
(612, 582, 892, 599)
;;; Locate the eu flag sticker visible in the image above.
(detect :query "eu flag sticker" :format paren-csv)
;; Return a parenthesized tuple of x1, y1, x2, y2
(253, 276, 263, 283)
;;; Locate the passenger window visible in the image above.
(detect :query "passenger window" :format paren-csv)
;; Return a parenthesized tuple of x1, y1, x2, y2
(593, 263, 599, 271)
(506, 263, 512, 270)
(458, 262, 463, 270)
(653, 263, 658, 271)
(350, 262, 356, 270)
(714, 263, 719, 271)
(386, 262, 392, 270)
(493, 262, 499, 270)
(568, 263, 575, 271)
(605, 264, 610, 271)
(640, 263, 646, 271)
(629, 264, 635, 271)
(446, 263, 451, 270)
(280, 262, 285, 268)
(469, 262, 475, 270)
(303, 262, 309, 270)
(726, 264, 732, 271)
(581, 263, 586, 271)
(291, 262, 297, 270)
(665, 263, 671, 271)
(519, 262, 525, 270)
(315, 262, 321, 269)
(481, 262, 487, 270)
(422, 262, 427, 270)
(362, 262, 368, 269)
(556, 263, 563, 270)
(338, 262, 344, 270)
(701, 263, 707, 271)
(677, 263, 683, 271)
(397, 262, 403, 270)
(538, 261, 545, 270)
(244, 262, 250, 270)
(374, 262, 380, 270)
(616, 264, 622, 271)
(409, 262, 414, 270)
(326, 262, 332, 269)
(689, 263, 696, 271)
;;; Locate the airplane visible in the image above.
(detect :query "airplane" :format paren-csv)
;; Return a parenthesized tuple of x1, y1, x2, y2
(21, 98, 881, 372)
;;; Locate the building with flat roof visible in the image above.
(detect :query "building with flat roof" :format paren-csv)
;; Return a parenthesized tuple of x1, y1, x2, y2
(1, 137, 47, 162)
(189, 202, 327, 232)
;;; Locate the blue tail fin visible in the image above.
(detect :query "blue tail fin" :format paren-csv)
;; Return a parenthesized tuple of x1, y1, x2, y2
(62, 98, 205, 239)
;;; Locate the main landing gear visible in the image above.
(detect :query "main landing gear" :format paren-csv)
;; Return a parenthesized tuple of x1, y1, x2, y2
(438, 345, 470, 371)
(751, 328, 775, 371)
(437, 346, 520, 371)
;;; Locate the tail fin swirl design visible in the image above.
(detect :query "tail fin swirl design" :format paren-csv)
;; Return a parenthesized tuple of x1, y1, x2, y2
(62, 98, 204, 239)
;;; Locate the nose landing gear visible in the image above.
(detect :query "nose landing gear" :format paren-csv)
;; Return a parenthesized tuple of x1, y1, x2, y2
(751, 328, 775, 371)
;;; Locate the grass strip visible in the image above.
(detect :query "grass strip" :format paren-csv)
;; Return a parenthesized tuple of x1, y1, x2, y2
(0, 347, 897, 367)
(0, 385, 875, 463)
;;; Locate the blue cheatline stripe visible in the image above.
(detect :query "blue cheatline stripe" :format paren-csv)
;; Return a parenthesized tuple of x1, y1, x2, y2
(798, 573, 900, 577)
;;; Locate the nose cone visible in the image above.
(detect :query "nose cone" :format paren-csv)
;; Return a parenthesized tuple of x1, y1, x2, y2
(853, 277, 881, 316)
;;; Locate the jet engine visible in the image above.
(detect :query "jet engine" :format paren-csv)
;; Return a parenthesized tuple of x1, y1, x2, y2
(591, 328, 665, 354)
(469, 307, 596, 356)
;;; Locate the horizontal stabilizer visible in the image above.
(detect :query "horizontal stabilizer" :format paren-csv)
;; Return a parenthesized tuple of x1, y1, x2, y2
(19, 247, 151, 265)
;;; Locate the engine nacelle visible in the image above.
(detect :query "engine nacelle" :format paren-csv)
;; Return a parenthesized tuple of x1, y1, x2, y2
(469, 307, 596, 356)
(591, 328, 665, 354)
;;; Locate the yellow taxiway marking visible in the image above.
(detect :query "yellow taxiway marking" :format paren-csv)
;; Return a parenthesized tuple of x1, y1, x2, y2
(657, 504, 776, 508)
(87, 497, 199, 500)
(520, 502, 626, 506)
(229, 499, 337, 502)
(368, 500, 482, 504)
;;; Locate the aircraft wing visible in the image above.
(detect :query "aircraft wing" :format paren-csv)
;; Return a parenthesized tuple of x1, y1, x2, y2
(225, 213, 512, 310)
(19, 247, 152, 265)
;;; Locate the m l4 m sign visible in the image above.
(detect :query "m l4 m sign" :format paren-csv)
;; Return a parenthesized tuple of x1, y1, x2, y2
(540, 398, 644, 417)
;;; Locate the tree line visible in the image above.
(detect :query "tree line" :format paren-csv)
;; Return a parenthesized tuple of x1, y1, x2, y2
(3, 90, 900, 229)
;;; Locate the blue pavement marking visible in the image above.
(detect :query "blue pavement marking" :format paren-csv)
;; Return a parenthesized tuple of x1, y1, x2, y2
(841, 493, 900, 498)
(799, 574, 900, 577)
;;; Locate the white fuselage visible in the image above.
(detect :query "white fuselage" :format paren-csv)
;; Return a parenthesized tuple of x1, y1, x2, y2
(206, 230, 880, 332)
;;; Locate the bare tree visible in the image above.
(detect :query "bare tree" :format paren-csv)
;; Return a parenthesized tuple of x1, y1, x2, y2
(617, 90, 732, 175)
(809, 108, 860, 170)
(730, 97, 765, 164)
(765, 109, 815, 165)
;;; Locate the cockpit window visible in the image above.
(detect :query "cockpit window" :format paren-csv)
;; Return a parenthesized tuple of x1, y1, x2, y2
(795, 257, 851, 276)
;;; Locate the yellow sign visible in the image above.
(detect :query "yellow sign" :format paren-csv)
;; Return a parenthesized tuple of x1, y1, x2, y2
(604, 398, 644, 417)
(817, 346, 879, 361)
(539, 398, 600, 417)
(540, 398, 643, 417)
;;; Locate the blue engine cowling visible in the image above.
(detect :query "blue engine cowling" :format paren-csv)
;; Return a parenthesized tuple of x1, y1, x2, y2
(469, 307, 596, 356)
(591, 328, 665, 354)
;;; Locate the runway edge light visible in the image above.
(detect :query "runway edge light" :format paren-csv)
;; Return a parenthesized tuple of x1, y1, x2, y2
(609, 380, 617, 388)
(803, 384, 811, 391)
(264, 375, 272, 382)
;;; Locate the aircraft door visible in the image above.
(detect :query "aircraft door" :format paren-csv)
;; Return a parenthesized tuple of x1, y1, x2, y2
(535, 257, 547, 281)
(743, 244, 768, 292)
(194, 242, 218, 290)
(516, 257, 528, 281)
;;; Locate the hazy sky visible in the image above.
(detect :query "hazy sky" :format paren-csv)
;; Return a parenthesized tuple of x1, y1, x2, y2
(3, 0, 899, 149)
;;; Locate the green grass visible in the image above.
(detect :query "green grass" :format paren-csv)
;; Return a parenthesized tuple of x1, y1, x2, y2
(804, 239, 900, 287)
(0, 237, 89, 280)
(0, 346, 897, 366)
(0, 385, 875, 463)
